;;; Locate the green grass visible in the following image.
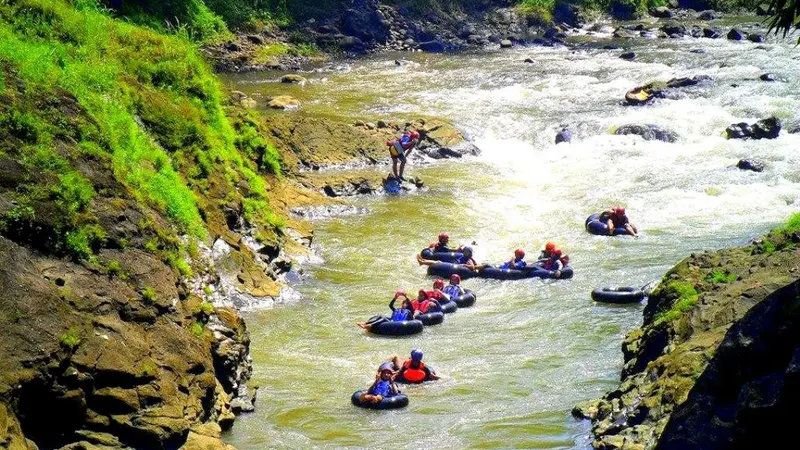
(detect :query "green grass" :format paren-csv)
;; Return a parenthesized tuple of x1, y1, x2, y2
(0, 0, 284, 262)
(706, 269, 736, 284)
(141, 287, 158, 304)
(775, 212, 800, 235)
(656, 281, 699, 323)
(60, 327, 81, 349)
(189, 321, 205, 336)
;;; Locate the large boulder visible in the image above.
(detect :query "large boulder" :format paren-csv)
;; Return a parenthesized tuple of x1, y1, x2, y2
(615, 124, 678, 142)
(703, 28, 721, 39)
(625, 75, 712, 105)
(340, 8, 389, 44)
(697, 10, 719, 21)
(726, 117, 781, 140)
(661, 22, 687, 37)
(266, 96, 300, 110)
(727, 28, 745, 40)
(418, 40, 445, 53)
(650, 6, 673, 18)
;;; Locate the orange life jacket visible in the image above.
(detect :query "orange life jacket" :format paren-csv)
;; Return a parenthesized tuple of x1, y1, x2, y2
(402, 360, 427, 383)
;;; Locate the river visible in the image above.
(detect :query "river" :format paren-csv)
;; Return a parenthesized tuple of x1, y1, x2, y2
(222, 27, 800, 449)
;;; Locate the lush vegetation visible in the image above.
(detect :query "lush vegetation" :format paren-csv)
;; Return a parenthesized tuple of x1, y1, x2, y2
(656, 281, 700, 323)
(0, 0, 283, 265)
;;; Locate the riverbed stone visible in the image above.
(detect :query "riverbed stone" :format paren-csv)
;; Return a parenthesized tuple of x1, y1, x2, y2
(697, 10, 719, 20)
(620, 52, 636, 60)
(747, 33, 765, 43)
(266, 96, 300, 110)
(280, 74, 306, 84)
(727, 28, 744, 40)
(703, 28, 721, 39)
(760, 73, 776, 82)
(736, 159, 764, 172)
(500, 39, 513, 48)
(615, 124, 678, 142)
(650, 6, 673, 18)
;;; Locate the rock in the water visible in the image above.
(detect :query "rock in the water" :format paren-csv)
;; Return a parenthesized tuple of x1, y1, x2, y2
(500, 39, 513, 48)
(760, 73, 776, 82)
(266, 95, 300, 110)
(615, 124, 678, 142)
(698, 10, 719, 20)
(737, 159, 764, 172)
(650, 6, 673, 18)
(418, 40, 445, 53)
(727, 28, 744, 40)
(524, 58, 535, 63)
(726, 117, 781, 140)
(703, 28, 721, 39)
(757, 3, 770, 16)
(661, 22, 686, 37)
(280, 74, 306, 84)
(555, 127, 572, 144)
(620, 51, 636, 60)
(747, 33, 765, 43)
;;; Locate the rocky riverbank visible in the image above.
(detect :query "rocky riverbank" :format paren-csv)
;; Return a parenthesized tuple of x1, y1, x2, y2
(573, 223, 800, 450)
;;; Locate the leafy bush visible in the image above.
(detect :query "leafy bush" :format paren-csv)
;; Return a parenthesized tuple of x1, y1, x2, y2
(706, 269, 736, 284)
(60, 327, 81, 349)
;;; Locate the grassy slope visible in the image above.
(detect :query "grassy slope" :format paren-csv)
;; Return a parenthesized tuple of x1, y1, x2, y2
(0, 0, 283, 269)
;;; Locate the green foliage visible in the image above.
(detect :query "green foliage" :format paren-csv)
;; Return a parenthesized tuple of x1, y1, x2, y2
(106, 259, 123, 277)
(775, 212, 800, 235)
(60, 327, 81, 349)
(518, 0, 556, 23)
(66, 225, 106, 261)
(189, 321, 205, 336)
(141, 286, 158, 304)
(656, 281, 699, 323)
(199, 301, 214, 315)
(706, 269, 736, 284)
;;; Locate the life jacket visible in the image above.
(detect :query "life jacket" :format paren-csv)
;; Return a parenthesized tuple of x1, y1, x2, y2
(370, 380, 392, 397)
(429, 242, 452, 253)
(454, 255, 474, 265)
(443, 285, 461, 298)
(411, 299, 432, 313)
(388, 134, 415, 156)
(501, 259, 526, 270)
(390, 308, 410, 321)
(611, 213, 628, 227)
(426, 290, 445, 300)
(401, 360, 427, 383)
(544, 257, 563, 271)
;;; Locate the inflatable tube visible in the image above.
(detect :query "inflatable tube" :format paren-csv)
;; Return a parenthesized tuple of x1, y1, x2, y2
(395, 365, 437, 384)
(427, 262, 478, 279)
(454, 290, 476, 308)
(437, 299, 458, 314)
(351, 391, 409, 410)
(369, 318, 424, 336)
(417, 311, 444, 326)
(420, 248, 464, 263)
(585, 214, 629, 236)
(429, 262, 573, 281)
(591, 286, 646, 304)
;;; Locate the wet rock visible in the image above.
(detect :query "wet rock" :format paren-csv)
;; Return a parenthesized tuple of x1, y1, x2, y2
(615, 124, 678, 142)
(736, 159, 765, 172)
(661, 23, 686, 37)
(726, 117, 781, 140)
(266, 95, 300, 110)
(757, 3, 770, 16)
(500, 39, 513, 48)
(340, 8, 388, 44)
(697, 10, 719, 21)
(703, 28, 721, 39)
(555, 127, 573, 144)
(523, 58, 535, 63)
(690, 49, 706, 54)
(727, 28, 744, 40)
(625, 75, 711, 105)
(620, 51, 636, 60)
(418, 40, 445, 53)
(747, 33, 765, 43)
(760, 73, 776, 82)
(573, 398, 605, 420)
(280, 74, 306, 84)
(650, 6, 673, 18)
(230, 91, 257, 109)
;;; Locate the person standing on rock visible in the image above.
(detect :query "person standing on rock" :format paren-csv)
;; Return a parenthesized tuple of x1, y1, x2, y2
(387, 130, 420, 181)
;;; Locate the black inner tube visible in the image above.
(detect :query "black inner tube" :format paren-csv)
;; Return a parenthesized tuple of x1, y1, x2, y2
(591, 287, 646, 304)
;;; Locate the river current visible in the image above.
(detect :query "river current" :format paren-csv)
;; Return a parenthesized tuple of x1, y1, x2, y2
(223, 25, 800, 449)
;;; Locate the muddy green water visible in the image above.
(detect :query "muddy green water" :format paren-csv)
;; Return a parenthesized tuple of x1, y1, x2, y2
(223, 30, 800, 449)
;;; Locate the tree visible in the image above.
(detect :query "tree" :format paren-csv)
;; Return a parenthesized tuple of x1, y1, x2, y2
(767, 0, 800, 41)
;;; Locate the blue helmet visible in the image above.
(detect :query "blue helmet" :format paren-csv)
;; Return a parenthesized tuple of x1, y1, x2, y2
(462, 246, 473, 256)
(411, 348, 423, 361)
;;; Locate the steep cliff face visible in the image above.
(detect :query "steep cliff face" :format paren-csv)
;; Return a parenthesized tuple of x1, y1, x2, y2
(656, 279, 800, 450)
(573, 226, 800, 450)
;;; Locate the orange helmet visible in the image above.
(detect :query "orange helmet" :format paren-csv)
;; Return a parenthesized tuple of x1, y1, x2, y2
(545, 242, 556, 252)
(514, 248, 525, 258)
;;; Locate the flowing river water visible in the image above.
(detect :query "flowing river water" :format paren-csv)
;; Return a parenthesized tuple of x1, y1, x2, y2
(223, 25, 800, 449)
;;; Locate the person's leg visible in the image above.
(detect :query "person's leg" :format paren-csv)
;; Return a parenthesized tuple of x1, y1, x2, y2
(392, 157, 399, 178)
(399, 157, 407, 180)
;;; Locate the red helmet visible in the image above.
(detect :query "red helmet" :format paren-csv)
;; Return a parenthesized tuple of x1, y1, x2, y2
(438, 233, 449, 243)
(433, 279, 445, 289)
(553, 249, 563, 257)
(514, 248, 525, 258)
(410, 130, 420, 140)
(545, 242, 556, 252)
(450, 274, 461, 284)
(614, 206, 626, 215)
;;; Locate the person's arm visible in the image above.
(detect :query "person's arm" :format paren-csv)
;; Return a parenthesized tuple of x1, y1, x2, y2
(389, 297, 397, 311)
(424, 366, 440, 380)
(416, 254, 437, 266)
(389, 381, 400, 394)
